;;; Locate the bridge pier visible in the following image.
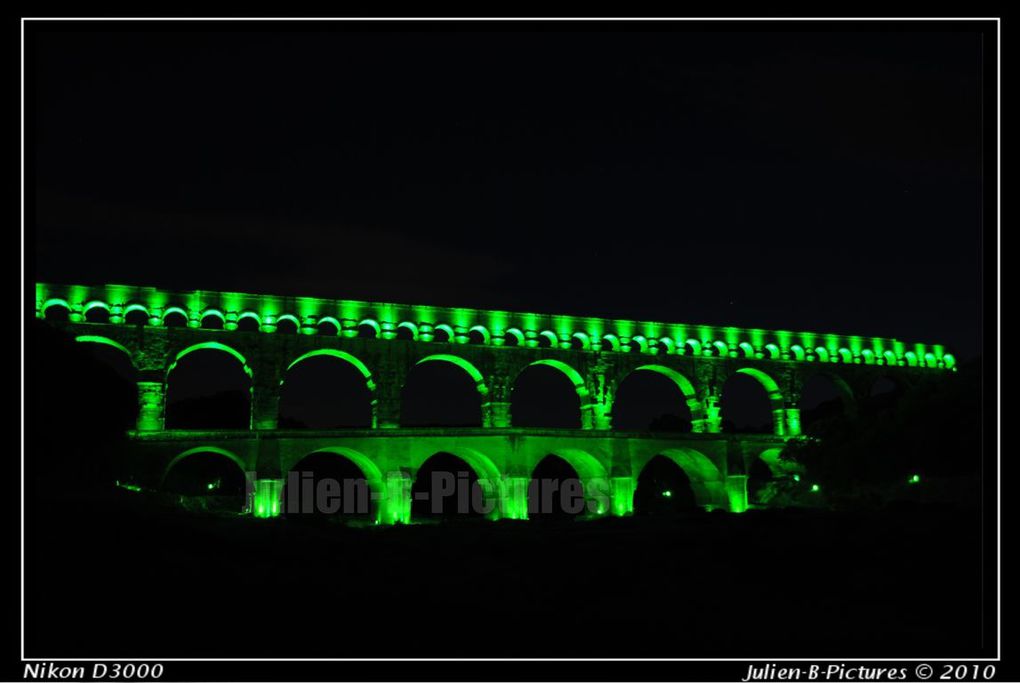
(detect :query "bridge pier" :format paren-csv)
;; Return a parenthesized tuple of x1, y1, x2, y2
(783, 408, 801, 436)
(252, 385, 280, 431)
(252, 478, 284, 518)
(380, 469, 412, 524)
(610, 476, 635, 516)
(498, 476, 530, 520)
(483, 401, 512, 429)
(136, 376, 165, 432)
(724, 475, 749, 513)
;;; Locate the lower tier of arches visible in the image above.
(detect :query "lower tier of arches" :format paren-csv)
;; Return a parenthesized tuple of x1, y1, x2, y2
(121, 429, 798, 523)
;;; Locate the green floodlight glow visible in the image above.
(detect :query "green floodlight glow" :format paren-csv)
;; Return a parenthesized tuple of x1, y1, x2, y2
(909, 474, 921, 484)
(36, 281, 953, 373)
(662, 490, 672, 498)
(810, 484, 820, 493)
(793, 474, 801, 482)
(253, 479, 284, 519)
(115, 481, 142, 493)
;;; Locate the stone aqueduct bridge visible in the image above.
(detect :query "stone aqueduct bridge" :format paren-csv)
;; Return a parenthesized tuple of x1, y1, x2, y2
(36, 282, 955, 523)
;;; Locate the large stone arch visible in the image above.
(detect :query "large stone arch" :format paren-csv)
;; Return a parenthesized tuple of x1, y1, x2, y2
(410, 447, 503, 519)
(414, 354, 489, 396)
(721, 366, 786, 435)
(286, 447, 386, 522)
(520, 359, 588, 399)
(613, 364, 704, 427)
(644, 447, 726, 509)
(530, 448, 610, 515)
(164, 342, 254, 429)
(412, 445, 501, 485)
(160, 446, 248, 486)
(280, 349, 377, 428)
(166, 341, 253, 380)
(509, 359, 590, 429)
(74, 334, 134, 364)
(731, 367, 784, 408)
(298, 446, 385, 500)
(285, 349, 375, 387)
(798, 369, 858, 421)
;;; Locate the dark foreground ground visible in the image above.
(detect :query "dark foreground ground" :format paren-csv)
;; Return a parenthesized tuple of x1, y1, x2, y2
(24, 490, 985, 660)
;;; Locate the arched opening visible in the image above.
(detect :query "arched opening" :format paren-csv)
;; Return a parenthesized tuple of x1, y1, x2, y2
(537, 331, 557, 348)
(683, 340, 701, 357)
(84, 305, 110, 324)
(162, 449, 246, 512)
(401, 356, 484, 427)
(43, 303, 71, 322)
(237, 314, 261, 332)
(720, 369, 782, 433)
(503, 329, 523, 347)
(613, 366, 695, 432)
(278, 352, 373, 428)
(633, 455, 696, 514)
(124, 308, 148, 326)
(411, 452, 489, 521)
(317, 319, 339, 336)
(396, 323, 416, 341)
(511, 361, 584, 429)
(163, 310, 188, 328)
(468, 327, 489, 345)
(165, 346, 251, 429)
(432, 326, 452, 343)
(866, 375, 905, 415)
(74, 336, 137, 384)
(357, 321, 379, 339)
(800, 373, 855, 432)
(276, 317, 299, 335)
(628, 337, 646, 354)
(200, 312, 224, 330)
(528, 455, 585, 519)
(284, 451, 376, 522)
(570, 332, 589, 350)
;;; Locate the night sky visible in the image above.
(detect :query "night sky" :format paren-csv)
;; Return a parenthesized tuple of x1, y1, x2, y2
(29, 25, 985, 359)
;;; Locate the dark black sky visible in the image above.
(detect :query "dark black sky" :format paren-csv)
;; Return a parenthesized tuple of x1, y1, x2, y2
(30, 25, 986, 359)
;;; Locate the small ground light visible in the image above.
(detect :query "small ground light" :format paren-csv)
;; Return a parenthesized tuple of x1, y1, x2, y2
(909, 474, 921, 484)
(662, 490, 672, 498)
(793, 474, 801, 482)
(810, 484, 820, 493)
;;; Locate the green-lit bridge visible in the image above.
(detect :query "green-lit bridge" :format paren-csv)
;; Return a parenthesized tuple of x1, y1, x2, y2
(35, 282, 954, 522)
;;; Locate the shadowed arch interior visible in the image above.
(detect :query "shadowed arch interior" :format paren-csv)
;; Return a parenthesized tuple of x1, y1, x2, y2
(74, 335, 135, 378)
(411, 452, 493, 520)
(528, 454, 585, 519)
(721, 368, 783, 433)
(284, 449, 379, 521)
(161, 447, 247, 511)
(634, 455, 697, 513)
(401, 355, 486, 427)
(511, 360, 587, 429)
(165, 344, 252, 429)
(279, 352, 374, 428)
(613, 365, 697, 432)
(800, 373, 857, 431)
(654, 448, 724, 508)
